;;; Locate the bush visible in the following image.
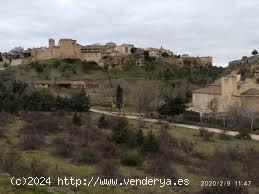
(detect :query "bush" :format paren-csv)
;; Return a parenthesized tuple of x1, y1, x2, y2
(72, 112, 81, 126)
(52, 136, 76, 158)
(147, 152, 178, 178)
(70, 91, 91, 112)
(208, 149, 236, 178)
(136, 129, 144, 146)
(97, 159, 119, 178)
(98, 114, 108, 129)
(19, 134, 45, 150)
(120, 151, 142, 166)
(74, 148, 98, 165)
(0, 150, 22, 175)
(179, 138, 194, 153)
(0, 127, 6, 138)
(112, 118, 130, 144)
(142, 131, 159, 154)
(82, 61, 100, 72)
(158, 98, 186, 117)
(96, 140, 118, 159)
(183, 111, 200, 122)
(199, 128, 214, 141)
(20, 116, 60, 135)
(237, 128, 251, 140)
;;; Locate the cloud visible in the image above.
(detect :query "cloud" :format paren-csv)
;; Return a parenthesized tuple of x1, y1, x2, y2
(0, 0, 259, 66)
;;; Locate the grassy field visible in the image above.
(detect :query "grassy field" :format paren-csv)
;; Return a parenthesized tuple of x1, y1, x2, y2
(0, 111, 258, 194)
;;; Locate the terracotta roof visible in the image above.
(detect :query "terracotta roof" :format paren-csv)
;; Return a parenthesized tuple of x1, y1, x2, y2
(193, 85, 222, 95)
(241, 88, 259, 96)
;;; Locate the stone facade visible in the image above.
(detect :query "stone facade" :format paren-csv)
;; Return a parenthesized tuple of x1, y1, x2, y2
(31, 39, 82, 61)
(147, 47, 172, 58)
(1, 38, 213, 68)
(30, 39, 135, 65)
(192, 74, 259, 114)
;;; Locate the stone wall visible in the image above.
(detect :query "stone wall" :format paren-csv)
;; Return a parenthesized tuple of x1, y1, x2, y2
(192, 93, 220, 112)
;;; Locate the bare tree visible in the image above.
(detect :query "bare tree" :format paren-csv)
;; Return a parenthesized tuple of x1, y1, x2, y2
(101, 79, 129, 111)
(10, 47, 24, 55)
(244, 107, 258, 131)
(130, 81, 156, 115)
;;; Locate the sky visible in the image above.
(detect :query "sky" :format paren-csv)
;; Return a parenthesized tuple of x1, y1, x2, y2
(0, 0, 259, 66)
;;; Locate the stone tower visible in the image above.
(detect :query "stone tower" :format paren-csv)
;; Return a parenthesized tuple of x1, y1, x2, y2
(221, 75, 238, 110)
(49, 39, 55, 48)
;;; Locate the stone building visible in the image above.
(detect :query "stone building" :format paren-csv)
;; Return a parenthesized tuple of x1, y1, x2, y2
(192, 74, 259, 114)
(147, 47, 172, 58)
(33, 80, 98, 90)
(31, 39, 135, 65)
(31, 39, 82, 61)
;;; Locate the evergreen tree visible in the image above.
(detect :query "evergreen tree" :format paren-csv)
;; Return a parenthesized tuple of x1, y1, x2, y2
(116, 85, 123, 111)
(136, 129, 144, 146)
(142, 131, 158, 154)
(72, 112, 81, 126)
(98, 114, 108, 129)
(252, 49, 258, 56)
(112, 118, 129, 144)
(70, 90, 90, 112)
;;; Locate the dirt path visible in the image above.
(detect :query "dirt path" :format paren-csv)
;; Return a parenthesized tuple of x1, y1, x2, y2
(90, 108, 259, 142)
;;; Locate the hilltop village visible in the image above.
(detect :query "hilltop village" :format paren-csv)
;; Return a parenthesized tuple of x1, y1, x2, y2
(0, 38, 212, 69)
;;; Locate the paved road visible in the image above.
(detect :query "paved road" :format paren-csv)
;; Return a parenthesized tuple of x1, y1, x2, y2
(90, 108, 259, 142)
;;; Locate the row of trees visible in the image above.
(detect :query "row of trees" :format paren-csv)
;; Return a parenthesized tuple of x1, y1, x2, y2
(0, 80, 90, 113)
(110, 80, 187, 118)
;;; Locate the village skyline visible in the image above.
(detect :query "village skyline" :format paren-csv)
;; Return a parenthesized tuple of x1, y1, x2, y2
(1, 0, 259, 66)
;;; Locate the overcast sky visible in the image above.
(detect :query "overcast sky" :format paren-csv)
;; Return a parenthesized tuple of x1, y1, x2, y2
(0, 0, 259, 66)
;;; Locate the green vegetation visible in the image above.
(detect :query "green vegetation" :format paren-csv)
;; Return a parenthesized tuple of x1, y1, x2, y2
(0, 79, 90, 113)
(11, 58, 225, 86)
(1, 57, 257, 194)
(0, 112, 258, 193)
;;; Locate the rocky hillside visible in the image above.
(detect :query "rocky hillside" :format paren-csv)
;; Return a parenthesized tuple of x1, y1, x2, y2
(227, 54, 259, 79)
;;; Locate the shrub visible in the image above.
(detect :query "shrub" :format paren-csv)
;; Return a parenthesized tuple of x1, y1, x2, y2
(72, 112, 81, 127)
(19, 134, 45, 150)
(21, 116, 59, 135)
(142, 131, 159, 154)
(97, 159, 119, 178)
(237, 128, 251, 140)
(74, 148, 98, 165)
(179, 138, 194, 153)
(136, 129, 144, 146)
(158, 98, 186, 117)
(183, 111, 200, 122)
(241, 149, 259, 182)
(208, 149, 236, 178)
(147, 152, 178, 178)
(96, 140, 118, 159)
(0, 112, 14, 127)
(112, 118, 130, 144)
(120, 151, 142, 167)
(82, 61, 100, 72)
(29, 159, 47, 177)
(52, 136, 76, 158)
(0, 150, 22, 175)
(0, 127, 6, 138)
(199, 128, 214, 141)
(98, 114, 108, 129)
(70, 91, 90, 112)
